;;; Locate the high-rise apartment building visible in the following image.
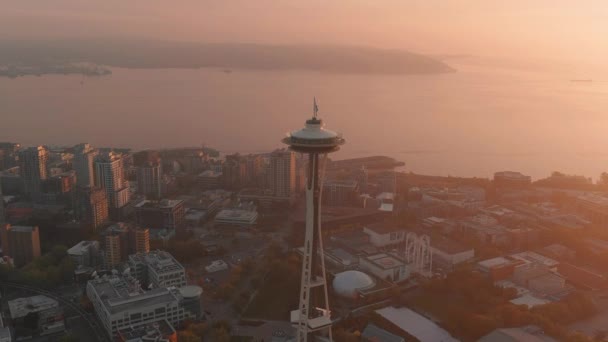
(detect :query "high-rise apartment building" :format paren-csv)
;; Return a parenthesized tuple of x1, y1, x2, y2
(74, 186, 109, 231)
(100, 223, 151, 267)
(135, 154, 163, 199)
(134, 200, 184, 233)
(245, 154, 264, 187)
(18, 146, 49, 200)
(0, 142, 20, 170)
(269, 149, 296, 199)
(40, 170, 76, 205)
(222, 154, 247, 189)
(134, 151, 163, 199)
(130, 227, 150, 254)
(104, 234, 123, 269)
(1, 225, 41, 267)
(95, 151, 130, 218)
(136, 164, 162, 198)
(73, 143, 98, 187)
(101, 223, 130, 268)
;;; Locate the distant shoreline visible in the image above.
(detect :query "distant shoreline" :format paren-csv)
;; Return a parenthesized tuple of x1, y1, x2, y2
(0, 63, 111, 79)
(0, 40, 454, 76)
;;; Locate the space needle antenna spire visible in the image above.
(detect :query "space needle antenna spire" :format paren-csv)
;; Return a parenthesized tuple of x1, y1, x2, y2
(313, 97, 319, 118)
(283, 98, 345, 342)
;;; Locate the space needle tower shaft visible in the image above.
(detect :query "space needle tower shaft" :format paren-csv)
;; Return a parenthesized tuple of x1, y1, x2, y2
(284, 98, 344, 342)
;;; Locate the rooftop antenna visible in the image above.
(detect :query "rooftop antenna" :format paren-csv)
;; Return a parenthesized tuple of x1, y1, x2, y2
(313, 97, 319, 119)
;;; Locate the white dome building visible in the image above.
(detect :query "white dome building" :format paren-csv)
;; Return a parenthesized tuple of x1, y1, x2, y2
(332, 270, 376, 299)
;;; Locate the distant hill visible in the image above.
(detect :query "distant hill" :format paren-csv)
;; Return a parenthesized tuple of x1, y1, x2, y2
(0, 40, 454, 75)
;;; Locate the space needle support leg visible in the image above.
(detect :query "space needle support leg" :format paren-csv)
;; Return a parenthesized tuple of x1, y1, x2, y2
(317, 153, 333, 341)
(296, 153, 318, 342)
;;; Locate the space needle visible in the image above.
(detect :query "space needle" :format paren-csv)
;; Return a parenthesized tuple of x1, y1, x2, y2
(284, 98, 344, 342)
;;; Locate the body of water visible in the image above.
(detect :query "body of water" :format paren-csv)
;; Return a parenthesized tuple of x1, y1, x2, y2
(1, 63, 607, 180)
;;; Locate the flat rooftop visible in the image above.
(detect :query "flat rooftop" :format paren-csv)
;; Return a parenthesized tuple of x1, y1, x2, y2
(365, 253, 404, 270)
(135, 199, 183, 209)
(8, 295, 59, 319)
(89, 276, 179, 315)
(365, 222, 404, 235)
(478, 257, 512, 270)
(198, 170, 222, 178)
(510, 251, 559, 268)
(294, 206, 385, 224)
(104, 223, 130, 235)
(577, 193, 608, 207)
(68, 240, 98, 256)
(129, 250, 184, 274)
(375, 306, 457, 342)
(7, 225, 36, 233)
(107, 288, 177, 315)
(325, 248, 358, 266)
(215, 209, 258, 224)
(118, 319, 175, 340)
(482, 205, 514, 216)
(324, 179, 358, 188)
(431, 237, 472, 254)
(510, 293, 551, 308)
(185, 209, 207, 221)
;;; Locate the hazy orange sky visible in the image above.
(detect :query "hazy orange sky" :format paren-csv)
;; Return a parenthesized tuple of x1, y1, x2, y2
(1, 1, 607, 67)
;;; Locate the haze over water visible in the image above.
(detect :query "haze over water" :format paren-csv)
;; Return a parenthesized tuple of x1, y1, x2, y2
(2, 62, 608, 180)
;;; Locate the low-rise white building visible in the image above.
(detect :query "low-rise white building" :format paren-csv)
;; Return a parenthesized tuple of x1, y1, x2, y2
(509, 251, 559, 272)
(430, 238, 475, 271)
(363, 223, 406, 248)
(215, 208, 258, 226)
(67, 240, 100, 267)
(460, 215, 511, 246)
(205, 260, 228, 273)
(128, 250, 186, 288)
(87, 275, 194, 338)
(359, 253, 409, 283)
(513, 263, 566, 296)
(375, 306, 457, 342)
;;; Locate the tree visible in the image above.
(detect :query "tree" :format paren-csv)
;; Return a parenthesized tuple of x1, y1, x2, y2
(188, 322, 208, 337)
(59, 333, 79, 342)
(212, 320, 232, 333)
(333, 328, 359, 342)
(212, 327, 231, 342)
(177, 330, 201, 342)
